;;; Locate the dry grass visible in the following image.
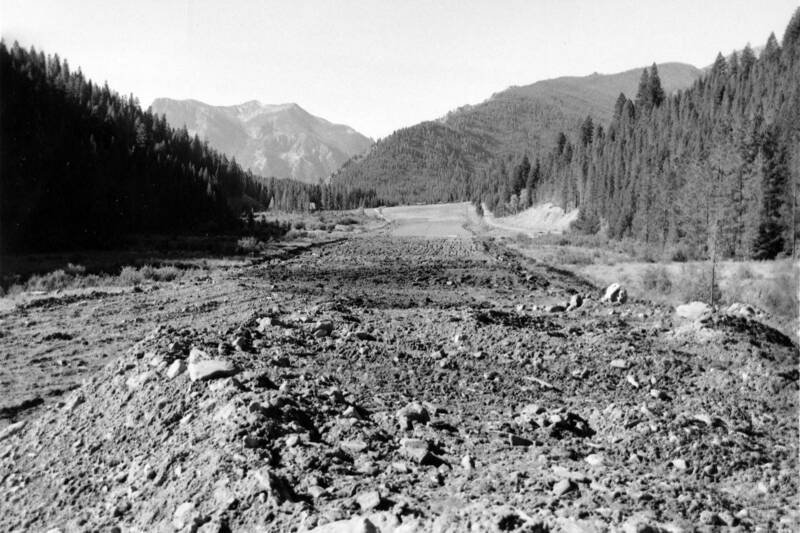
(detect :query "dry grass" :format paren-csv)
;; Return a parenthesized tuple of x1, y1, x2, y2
(577, 259, 797, 318)
(506, 226, 798, 326)
(1, 263, 195, 295)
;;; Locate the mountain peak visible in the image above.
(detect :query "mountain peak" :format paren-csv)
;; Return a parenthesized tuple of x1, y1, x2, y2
(150, 98, 373, 183)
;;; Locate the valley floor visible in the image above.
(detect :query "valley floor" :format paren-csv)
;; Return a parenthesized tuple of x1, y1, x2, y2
(0, 207, 797, 532)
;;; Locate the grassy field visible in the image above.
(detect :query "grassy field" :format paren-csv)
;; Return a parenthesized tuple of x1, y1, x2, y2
(503, 231, 798, 332)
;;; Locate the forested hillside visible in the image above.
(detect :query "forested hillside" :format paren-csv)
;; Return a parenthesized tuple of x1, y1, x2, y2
(331, 63, 701, 202)
(332, 122, 494, 204)
(0, 42, 379, 253)
(444, 62, 701, 155)
(489, 9, 800, 260)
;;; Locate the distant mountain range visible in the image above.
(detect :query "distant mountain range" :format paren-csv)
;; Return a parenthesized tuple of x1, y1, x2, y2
(150, 99, 373, 184)
(331, 62, 702, 200)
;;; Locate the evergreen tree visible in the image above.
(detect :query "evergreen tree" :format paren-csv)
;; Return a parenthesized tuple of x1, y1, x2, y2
(648, 63, 665, 108)
(752, 126, 788, 258)
(635, 68, 651, 111)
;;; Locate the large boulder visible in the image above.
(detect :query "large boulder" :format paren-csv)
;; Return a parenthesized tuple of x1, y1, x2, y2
(600, 283, 627, 304)
(675, 301, 713, 321)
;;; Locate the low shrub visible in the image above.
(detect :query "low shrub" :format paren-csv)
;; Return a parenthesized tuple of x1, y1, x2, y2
(119, 266, 144, 286)
(140, 264, 181, 282)
(27, 269, 72, 291)
(237, 236, 261, 254)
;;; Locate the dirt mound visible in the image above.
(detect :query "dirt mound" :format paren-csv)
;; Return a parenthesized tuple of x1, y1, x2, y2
(483, 202, 579, 235)
(1, 234, 797, 532)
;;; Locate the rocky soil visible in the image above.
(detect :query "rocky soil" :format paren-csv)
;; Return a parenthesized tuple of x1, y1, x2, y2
(0, 229, 797, 532)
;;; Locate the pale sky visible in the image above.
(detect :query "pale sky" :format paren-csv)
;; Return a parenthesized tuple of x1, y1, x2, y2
(1, 0, 796, 139)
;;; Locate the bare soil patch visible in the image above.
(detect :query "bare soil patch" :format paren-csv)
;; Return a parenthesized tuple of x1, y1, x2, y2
(0, 215, 796, 532)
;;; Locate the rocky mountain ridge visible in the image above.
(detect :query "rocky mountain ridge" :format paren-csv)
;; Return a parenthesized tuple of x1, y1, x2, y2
(150, 98, 374, 184)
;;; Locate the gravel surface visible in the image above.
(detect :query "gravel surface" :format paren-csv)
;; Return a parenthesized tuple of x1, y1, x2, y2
(0, 225, 797, 532)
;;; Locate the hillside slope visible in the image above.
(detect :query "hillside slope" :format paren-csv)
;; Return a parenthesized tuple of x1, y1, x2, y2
(331, 63, 701, 202)
(151, 99, 373, 184)
(445, 62, 701, 152)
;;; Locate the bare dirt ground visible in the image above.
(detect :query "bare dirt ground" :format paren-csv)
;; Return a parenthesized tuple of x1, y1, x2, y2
(0, 205, 797, 532)
(375, 203, 478, 238)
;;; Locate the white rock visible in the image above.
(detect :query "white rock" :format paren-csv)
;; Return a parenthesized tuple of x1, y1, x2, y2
(188, 359, 238, 381)
(584, 453, 605, 467)
(166, 359, 186, 379)
(675, 301, 713, 321)
(356, 490, 382, 511)
(601, 283, 627, 304)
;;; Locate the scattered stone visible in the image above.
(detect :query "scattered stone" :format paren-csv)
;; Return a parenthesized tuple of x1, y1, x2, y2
(308, 485, 328, 499)
(567, 294, 583, 311)
(552, 478, 575, 498)
(356, 490, 382, 512)
(396, 401, 429, 429)
(584, 453, 604, 467)
(650, 389, 669, 401)
(313, 321, 334, 338)
(254, 469, 296, 504)
(718, 511, 737, 527)
(461, 454, 475, 470)
(609, 359, 629, 369)
(188, 360, 238, 382)
(257, 317, 277, 331)
(671, 458, 688, 470)
(693, 413, 713, 426)
(341, 439, 369, 454)
(699, 510, 721, 526)
(548, 304, 566, 313)
(626, 374, 639, 388)
(166, 359, 186, 379)
(400, 438, 431, 464)
(232, 335, 251, 352)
